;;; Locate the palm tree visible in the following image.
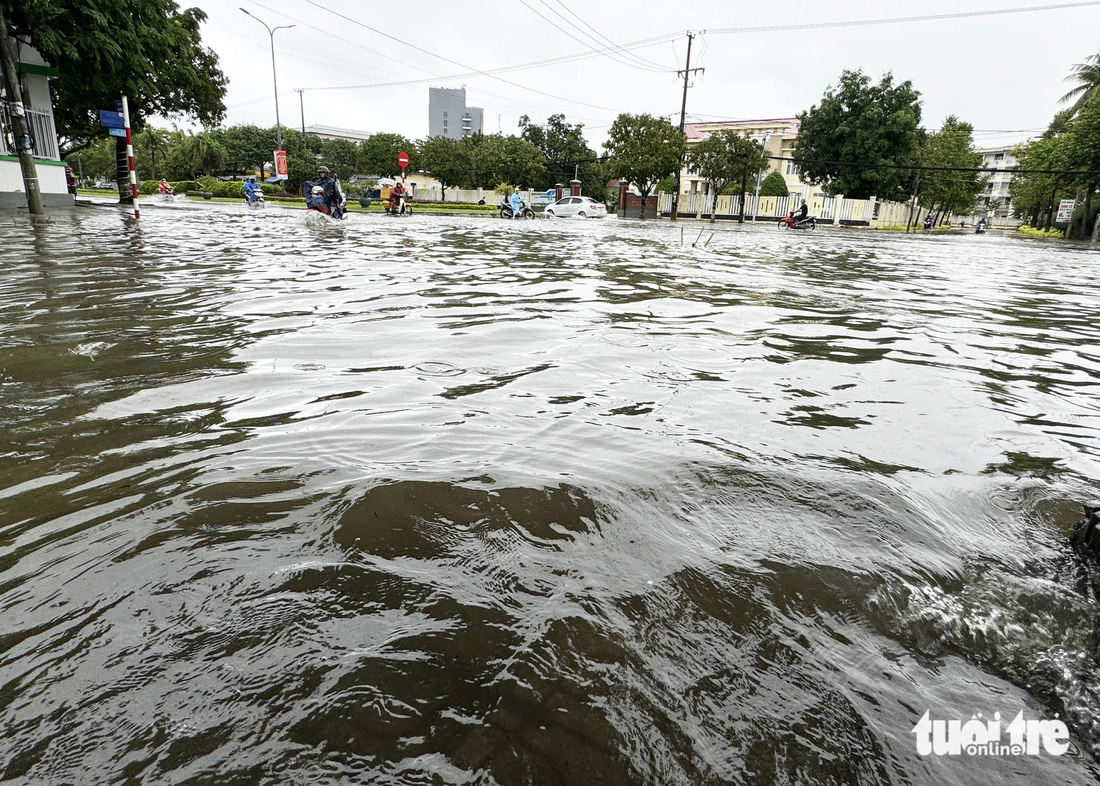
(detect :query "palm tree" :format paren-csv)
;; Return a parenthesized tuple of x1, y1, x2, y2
(1061, 53, 1100, 116)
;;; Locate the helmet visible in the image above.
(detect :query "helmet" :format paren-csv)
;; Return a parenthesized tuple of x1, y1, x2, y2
(317, 166, 330, 174)
(312, 185, 324, 195)
(248, 176, 255, 182)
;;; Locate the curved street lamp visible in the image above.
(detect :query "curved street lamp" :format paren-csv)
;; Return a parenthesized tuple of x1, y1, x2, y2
(240, 8, 295, 157)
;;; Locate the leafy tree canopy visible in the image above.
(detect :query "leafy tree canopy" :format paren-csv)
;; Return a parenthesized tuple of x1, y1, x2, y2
(688, 130, 769, 195)
(759, 170, 789, 197)
(6, 0, 227, 152)
(419, 135, 468, 200)
(519, 113, 606, 200)
(604, 113, 685, 200)
(357, 133, 418, 178)
(794, 69, 923, 201)
(918, 116, 983, 215)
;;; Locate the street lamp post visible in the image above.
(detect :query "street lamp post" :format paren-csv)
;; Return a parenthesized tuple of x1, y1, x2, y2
(751, 131, 772, 225)
(240, 8, 294, 155)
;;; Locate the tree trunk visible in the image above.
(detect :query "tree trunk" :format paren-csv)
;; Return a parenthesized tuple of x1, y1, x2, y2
(639, 191, 647, 220)
(1084, 182, 1095, 242)
(115, 137, 133, 205)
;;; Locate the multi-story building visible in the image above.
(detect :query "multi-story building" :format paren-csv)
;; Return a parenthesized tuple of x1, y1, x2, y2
(976, 146, 1019, 224)
(428, 87, 483, 139)
(680, 118, 806, 197)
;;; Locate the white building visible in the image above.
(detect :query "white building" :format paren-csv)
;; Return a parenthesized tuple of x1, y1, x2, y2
(302, 124, 375, 144)
(0, 39, 71, 209)
(977, 146, 1019, 223)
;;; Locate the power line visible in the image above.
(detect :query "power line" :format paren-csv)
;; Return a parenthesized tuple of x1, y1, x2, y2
(707, 1, 1100, 35)
(518, 0, 667, 73)
(299, 0, 619, 112)
(542, 0, 670, 72)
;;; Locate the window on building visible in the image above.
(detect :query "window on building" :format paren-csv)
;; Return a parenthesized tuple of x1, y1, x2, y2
(443, 111, 448, 118)
(785, 161, 799, 176)
(994, 152, 1004, 160)
(443, 119, 447, 127)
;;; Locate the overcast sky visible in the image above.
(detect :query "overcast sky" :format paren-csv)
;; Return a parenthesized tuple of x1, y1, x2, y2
(181, 0, 1100, 151)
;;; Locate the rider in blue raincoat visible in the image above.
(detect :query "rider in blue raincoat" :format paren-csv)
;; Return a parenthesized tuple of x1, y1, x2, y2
(243, 177, 263, 203)
(509, 187, 524, 217)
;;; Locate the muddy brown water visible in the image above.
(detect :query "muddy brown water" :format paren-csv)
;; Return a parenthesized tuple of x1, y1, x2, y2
(1, 204, 1099, 784)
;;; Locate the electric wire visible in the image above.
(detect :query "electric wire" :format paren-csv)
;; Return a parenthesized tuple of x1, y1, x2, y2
(707, 1, 1100, 35)
(298, 0, 621, 112)
(518, 0, 668, 73)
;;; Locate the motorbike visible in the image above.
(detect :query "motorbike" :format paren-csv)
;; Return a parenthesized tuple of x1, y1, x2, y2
(500, 199, 535, 220)
(778, 214, 816, 230)
(244, 190, 265, 209)
(385, 191, 412, 216)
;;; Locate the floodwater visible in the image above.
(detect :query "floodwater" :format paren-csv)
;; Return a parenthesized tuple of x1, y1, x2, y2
(1, 202, 1099, 785)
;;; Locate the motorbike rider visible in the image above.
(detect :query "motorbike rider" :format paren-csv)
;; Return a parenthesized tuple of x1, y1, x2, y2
(314, 166, 346, 219)
(157, 178, 173, 196)
(789, 199, 808, 223)
(509, 186, 524, 218)
(390, 180, 407, 212)
(243, 176, 263, 204)
(305, 185, 329, 214)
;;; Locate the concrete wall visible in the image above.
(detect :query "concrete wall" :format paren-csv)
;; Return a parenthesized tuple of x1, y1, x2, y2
(0, 159, 72, 208)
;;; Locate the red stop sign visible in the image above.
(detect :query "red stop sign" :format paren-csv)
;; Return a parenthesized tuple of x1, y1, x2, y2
(398, 151, 409, 168)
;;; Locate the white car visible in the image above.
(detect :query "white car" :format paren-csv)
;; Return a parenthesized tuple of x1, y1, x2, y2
(544, 196, 607, 218)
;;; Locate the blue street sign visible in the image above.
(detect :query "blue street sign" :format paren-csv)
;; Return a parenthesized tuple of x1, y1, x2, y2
(107, 127, 127, 138)
(114, 100, 123, 113)
(99, 110, 125, 128)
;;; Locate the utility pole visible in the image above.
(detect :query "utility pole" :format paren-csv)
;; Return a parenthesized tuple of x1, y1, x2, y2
(0, 8, 44, 216)
(671, 32, 703, 221)
(295, 88, 305, 147)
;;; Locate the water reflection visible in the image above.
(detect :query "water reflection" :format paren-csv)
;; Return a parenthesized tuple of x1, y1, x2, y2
(0, 207, 1098, 784)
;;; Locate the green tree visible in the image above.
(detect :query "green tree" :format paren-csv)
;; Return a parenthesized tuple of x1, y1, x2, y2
(519, 113, 606, 201)
(1010, 136, 1066, 228)
(319, 138, 357, 180)
(218, 124, 273, 175)
(759, 170, 789, 197)
(794, 69, 923, 201)
(182, 131, 226, 178)
(496, 135, 546, 189)
(1063, 96, 1100, 238)
(604, 113, 685, 219)
(420, 135, 469, 201)
(459, 133, 500, 189)
(918, 116, 983, 218)
(132, 126, 175, 181)
(5, 0, 227, 201)
(1061, 53, 1100, 117)
(687, 130, 770, 222)
(357, 133, 417, 178)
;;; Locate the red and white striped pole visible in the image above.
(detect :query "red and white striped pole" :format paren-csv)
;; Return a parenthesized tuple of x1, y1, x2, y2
(121, 96, 139, 219)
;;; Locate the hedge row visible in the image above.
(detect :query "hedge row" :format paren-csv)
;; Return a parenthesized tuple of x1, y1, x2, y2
(139, 179, 201, 195)
(196, 178, 279, 198)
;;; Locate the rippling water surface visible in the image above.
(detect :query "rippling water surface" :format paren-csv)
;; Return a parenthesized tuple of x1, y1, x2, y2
(2, 203, 1100, 784)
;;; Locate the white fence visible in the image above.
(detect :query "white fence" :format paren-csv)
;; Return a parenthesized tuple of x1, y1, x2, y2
(0, 107, 59, 160)
(654, 192, 920, 227)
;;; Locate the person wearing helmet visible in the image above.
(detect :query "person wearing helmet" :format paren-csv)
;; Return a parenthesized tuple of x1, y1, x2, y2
(157, 178, 173, 196)
(243, 176, 263, 204)
(305, 184, 329, 214)
(314, 166, 346, 218)
(788, 198, 809, 224)
(509, 185, 524, 218)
